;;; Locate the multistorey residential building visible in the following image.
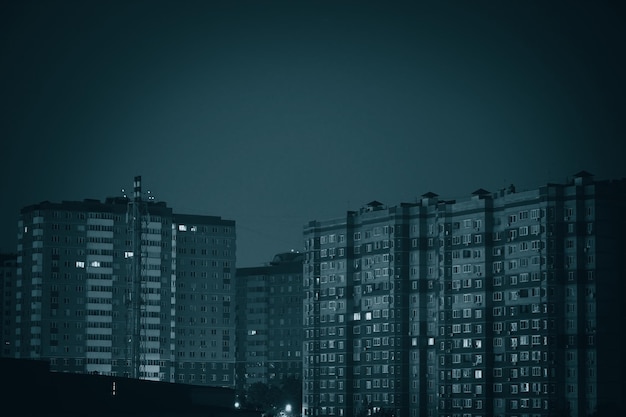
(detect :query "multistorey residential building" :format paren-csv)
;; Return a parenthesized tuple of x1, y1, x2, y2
(235, 252, 304, 393)
(173, 213, 236, 386)
(8, 177, 236, 387)
(303, 201, 413, 417)
(1, 253, 17, 357)
(303, 172, 625, 417)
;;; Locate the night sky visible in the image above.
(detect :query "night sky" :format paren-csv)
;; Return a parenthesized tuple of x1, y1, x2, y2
(1, 1, 624, 267)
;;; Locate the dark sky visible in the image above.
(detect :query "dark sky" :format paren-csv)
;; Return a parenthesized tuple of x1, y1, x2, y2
(1, 1, 625, 267)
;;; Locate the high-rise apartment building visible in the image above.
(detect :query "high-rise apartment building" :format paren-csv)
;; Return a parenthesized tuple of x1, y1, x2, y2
(303, 200, 413, 417)
(174, 213, 236, 386)
(303, 172, 625, 417)
(235, 252, 304, 393)
(8, 177, 236, 387)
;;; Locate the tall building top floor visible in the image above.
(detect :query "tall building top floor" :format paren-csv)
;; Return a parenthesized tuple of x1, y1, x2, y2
(305, 172, 626, 230)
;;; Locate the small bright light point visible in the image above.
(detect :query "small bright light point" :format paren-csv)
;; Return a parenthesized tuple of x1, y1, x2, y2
(285, 404, 292, 413)
(234, 401, 240, 409)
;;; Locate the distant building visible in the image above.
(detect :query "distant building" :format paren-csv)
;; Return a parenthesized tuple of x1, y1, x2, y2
(0, 253, 17, 357)
(236, 251, 304, 393)
(302, 172, 626, 417)
(8, 177, 236, 387)
(173, 213, 237, 386)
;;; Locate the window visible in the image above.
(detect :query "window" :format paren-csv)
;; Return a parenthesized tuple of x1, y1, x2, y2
(530, 209, 540, 219)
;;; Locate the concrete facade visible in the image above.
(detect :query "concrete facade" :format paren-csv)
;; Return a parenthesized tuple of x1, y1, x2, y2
(303, 172, 626, 417)
(236, 252, 304, 392)
(8, 192, 236, 387)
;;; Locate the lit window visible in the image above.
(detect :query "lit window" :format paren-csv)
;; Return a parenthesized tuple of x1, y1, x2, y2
(178, 224, 187, 231)
(75, 261, 85, 268)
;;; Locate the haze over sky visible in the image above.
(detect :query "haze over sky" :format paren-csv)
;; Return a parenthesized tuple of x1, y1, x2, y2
(1, 1, 625, 267)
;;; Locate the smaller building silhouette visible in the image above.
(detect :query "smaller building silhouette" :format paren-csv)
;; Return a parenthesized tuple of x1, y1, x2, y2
(0, 253, 17, 357)
(236, 252, 304, 395)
